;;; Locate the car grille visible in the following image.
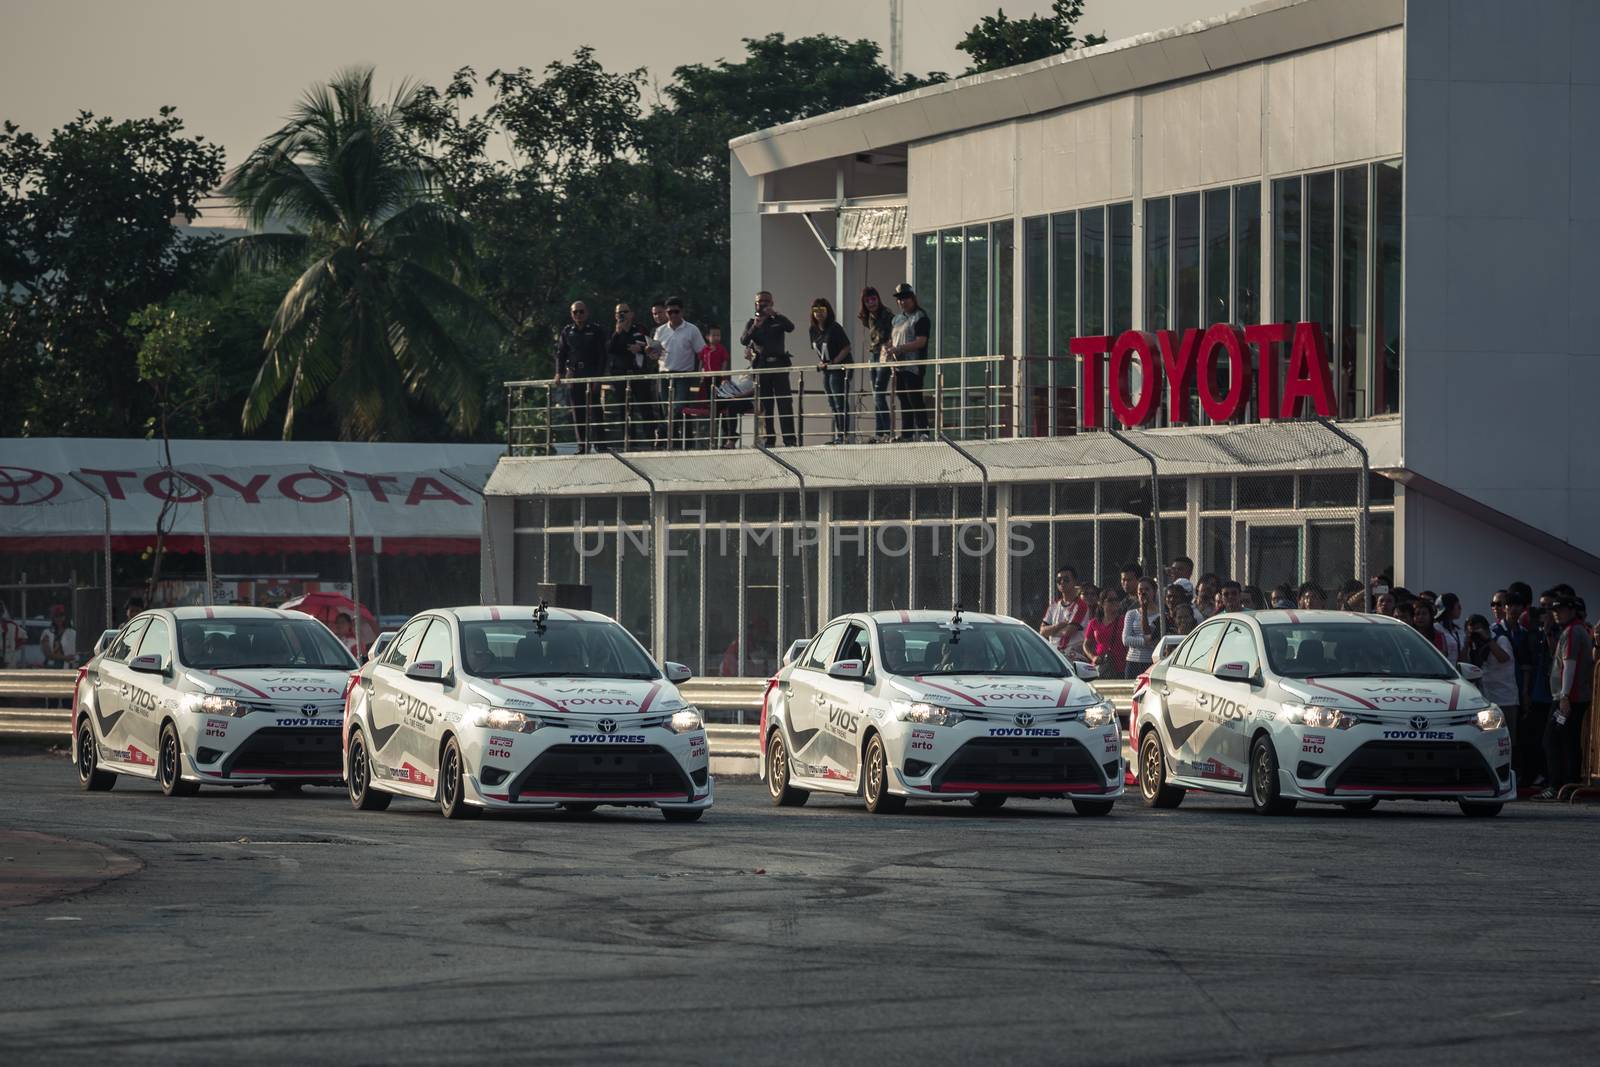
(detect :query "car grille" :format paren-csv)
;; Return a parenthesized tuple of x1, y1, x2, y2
(931, 738, 1108, 793)
(1329, 742, 1495, 792)
(511, 744, 692, 800)
(222, 727, 343, 774)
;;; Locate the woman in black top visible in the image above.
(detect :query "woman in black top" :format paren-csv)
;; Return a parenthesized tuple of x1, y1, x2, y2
(809, 297, 853, 444)
(857, 286, 895, 442)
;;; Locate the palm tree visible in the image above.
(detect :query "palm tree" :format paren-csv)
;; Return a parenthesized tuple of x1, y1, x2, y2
(222, 67, 501, 439)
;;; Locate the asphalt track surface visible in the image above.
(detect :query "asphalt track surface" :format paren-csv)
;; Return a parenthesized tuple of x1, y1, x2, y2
(2, 753, 1598, 1066)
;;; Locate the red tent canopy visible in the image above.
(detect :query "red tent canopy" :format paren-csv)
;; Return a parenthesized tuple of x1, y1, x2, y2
(280, 591, 378, 636)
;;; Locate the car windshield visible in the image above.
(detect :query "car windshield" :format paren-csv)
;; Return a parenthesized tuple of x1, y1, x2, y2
(460, 620, 659, 680)
(176, 618, 356, 671)
(878, 622, 1070, 677)
(1261, 622, 1458, 680)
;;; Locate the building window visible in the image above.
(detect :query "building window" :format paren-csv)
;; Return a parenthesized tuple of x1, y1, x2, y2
(1144, 197, 1170, 332)
(1234, 183, 1261, 328)
(914, 231, 938, 342)
(1305, 169, 1336, 363)
(1272, 176, 1302, 323)
(1174, 192, 1201, 334)
(938, 229, 963, 359)
(1374, 160, 1402, 415)
(1338, 166, 1369, 419)
(1109, 201, 1133, 334)
(992, 219, 1014, 357)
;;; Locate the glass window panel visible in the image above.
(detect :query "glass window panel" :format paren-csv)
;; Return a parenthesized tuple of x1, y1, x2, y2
(1013, 483, 1052, 516)
(915, 487, 952, 519)
(1300, 473, 1357, 508)
(915, 231, 939, 342)
(664, 528, 701, 670)
(1098, 478, 1144, 517)
(584, 496, 616, 527)
(1236, 474, 1296, 510)
(1339, 166, 1369, 419)
(514, 531, 545, 604)
(1374, 160, 1402, 414)
(1010, 518, 1050, 624)
(514, 497, 544, 529)
(954, 521, 996, 613)
(705, 492, 740, 524)
(1024, 216, 1049, 360)
(1368, 472, 1395, 504)
(871, 526, 911, 612)
(1051, 212, 1077, 349)
(1234, 183, 1261, 327)
(1201, 516, 1232, 579)
(743, 526, 779, 676)
(956, 486, 991, 518)
(548, 497, 577, 528)
(1174, 193, 1200, 332)
(1306, 170, 1336, 373)
(912, 527, 952, 609)
(940, 229, 963, 358)
(1272, 177, 1302, 322)
(667, 494, 702, 523)
(831, 525, 870, 616)
(585, 531, 617, 619)
(619, 495, 649, 525)
(1143, 197, 1171, 331)
(547, 529, 579, 584)
(1204, 188, 1231, 327)
(1370, 511, 1395, 583)
(992, 220, 1014, 356)
(1159, 477, 1187, 513)
(1160, 517, 1187, 573)
(1308, 521, 1356, 595)
(1055, 481, 1094, 514)
(1079, 206, 1105, 336)
(745, 491, 780, 524)
(1246, 524, 1302, 590)
(1052, 521, 1095, 589)
(873, 488, 910, 521)
(964, 224, 989, 358)
(834, 489, 870, 521)
(1098, 519, 1140, 589)
(1109, 202, 1133, 334)
(781, 527, 818, 657)
(1202, 477, 1232, 511)
(617, 526, 650, 649)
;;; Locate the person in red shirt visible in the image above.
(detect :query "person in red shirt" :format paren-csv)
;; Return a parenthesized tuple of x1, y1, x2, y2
(1083, 586, 1127, 676)
(699, 326, 737, 447)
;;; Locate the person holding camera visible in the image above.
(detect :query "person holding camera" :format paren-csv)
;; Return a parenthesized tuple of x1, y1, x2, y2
(857, 286, 897, 442)
(809, 297, 853, 444)
(885, 283, 931, 441)
(606, 303, 654, 450)
(739, 290, 797, 447)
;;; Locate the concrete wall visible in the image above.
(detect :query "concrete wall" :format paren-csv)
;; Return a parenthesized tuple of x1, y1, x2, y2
(1403, 0, 1600, 564)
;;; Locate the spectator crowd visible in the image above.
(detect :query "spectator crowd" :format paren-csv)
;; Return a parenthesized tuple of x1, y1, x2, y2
(1040, 558, 1596, 800)
(550, 284, 935, 452)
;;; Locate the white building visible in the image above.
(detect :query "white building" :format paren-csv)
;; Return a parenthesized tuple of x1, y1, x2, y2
(484, 0, 1600, 676)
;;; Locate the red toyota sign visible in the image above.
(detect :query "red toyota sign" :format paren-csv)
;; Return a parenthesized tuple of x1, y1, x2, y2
(1071, 321, 1335, 428)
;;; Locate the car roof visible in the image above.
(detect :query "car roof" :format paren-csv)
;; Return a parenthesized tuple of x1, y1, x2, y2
(436, 605, 615, 624)
(857, 610, 1017, 625)
(163, 606, 308, 621)
(1241, 609, 1407, 627)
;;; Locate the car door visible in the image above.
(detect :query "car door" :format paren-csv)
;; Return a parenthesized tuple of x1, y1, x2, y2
(1200, 621, 1263, 785)
(1163, 619, 1229, 774)
(124, 615, 177, 760)
(365, 616, 431, 784)
(384, 616, 456, 795)
(90, 617, 148, 767)
(783, 619, 849, 780)
(809, 620, 873, 783)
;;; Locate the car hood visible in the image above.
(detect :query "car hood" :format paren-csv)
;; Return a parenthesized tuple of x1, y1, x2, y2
(1279, 676, 1488, 715)
(184, 667, 351, 705)
(889, 673, 1103, 713)
(465, 676, 686, 719)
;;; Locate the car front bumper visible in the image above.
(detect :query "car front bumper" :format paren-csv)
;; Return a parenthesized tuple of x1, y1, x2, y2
(464, 726, 713, 811)
(889, 719, 1125, 801)
(1279, 722, 1514, 803)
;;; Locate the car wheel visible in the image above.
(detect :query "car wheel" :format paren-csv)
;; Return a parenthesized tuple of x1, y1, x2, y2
(269, 782, 303, 795)
(346, 729, 391, 812)
(1341, 799, 1380, 813)
(1138, 732, 1185, 809)
(76, 719, 116, 792)
(661, 808, 704, 823)
(862, 735, 905, 814)
(1072, 799, 1115, 817)
(561, 802, 598, 814)
(1459, 800, 1503, 818)
(438, 737, 480, 820)
(765, 735, 809, 807)
(1248, 735, 1296, 815)
(158, 723, 199, 797)
(969, 795, 1006, 811)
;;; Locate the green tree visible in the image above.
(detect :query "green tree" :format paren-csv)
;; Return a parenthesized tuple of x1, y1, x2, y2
(0, 109, 223, 435)
(222, 67, 503, 440)
(957, 1, 1107, 75)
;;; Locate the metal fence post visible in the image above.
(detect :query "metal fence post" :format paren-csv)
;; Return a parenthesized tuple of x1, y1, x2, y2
(1315, 416, 1372, 611)
(1108, 429, 1165, 638)
(609, 452, 660, 660)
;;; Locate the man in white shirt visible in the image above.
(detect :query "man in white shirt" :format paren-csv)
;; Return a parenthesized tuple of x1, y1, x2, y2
(1041, 567, 1089, 658)
(655, 296, 707, 450)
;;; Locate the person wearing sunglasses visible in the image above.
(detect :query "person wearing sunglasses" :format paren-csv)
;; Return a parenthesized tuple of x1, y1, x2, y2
(655, 296, 707, 450)
(554, 300, 608, 453)
(739, 290, 797, 446)
(1040, 567, 1088, 658)
(809, 297, 853, 443)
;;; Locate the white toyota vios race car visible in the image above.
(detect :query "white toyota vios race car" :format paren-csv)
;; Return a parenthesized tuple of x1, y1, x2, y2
(1131, 609, 1515, 816)
(763, 609, 1123, 814)
(72, 607, 358, 795)
(342, 605, 711, 821)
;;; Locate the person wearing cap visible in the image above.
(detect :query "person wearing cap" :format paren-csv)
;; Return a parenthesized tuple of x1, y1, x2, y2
(739, 290, 797, 447)
(1539, 595, 1594, 797)
(885, 283, 931, 441)
(39, 604, 76, 668)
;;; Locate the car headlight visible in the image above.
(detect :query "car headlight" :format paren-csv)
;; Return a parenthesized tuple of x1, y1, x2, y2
(1475, 706, 1506, 731)
(466, 703, 543, 733)
(1082, 700, 1117, 729)
(187, 694, 249, 717)
(1279, 703, 1358, 729)
(667, 707, 704, 734)
(893, 701, 965, 727)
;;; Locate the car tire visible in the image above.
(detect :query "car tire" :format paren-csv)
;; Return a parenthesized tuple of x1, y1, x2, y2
(765, 735, 809, 807)
(1072, 799, 1115, 817)
(1248, 735, 1296, 816)
(269, 782, 303, 795)
(561, 802, 599, 814)
(346, 729, 391, 812)
(661, 808, 704, 823)
(1341, 799, 1380, 814)
(1459, 800, 1503, 818)
(76, 719, 116, 792)
(158, 723, 199, 797)
(969, 795, 1006, 811)
(862, 734, 905, 814)
(437, 737, 480, 820)
(1138, 731, 1185, 809)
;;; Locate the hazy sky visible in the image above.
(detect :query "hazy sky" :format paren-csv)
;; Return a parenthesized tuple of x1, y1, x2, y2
(2, 0, 1239, 165)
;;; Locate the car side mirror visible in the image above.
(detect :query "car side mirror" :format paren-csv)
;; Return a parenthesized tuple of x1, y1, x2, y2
(782, 639, 809, 667)
(1457, 661, 1484, 682)
(827, 659, 867, 681)
(129, 653, 167, 675)
(1213, 660, 1255, 683)
(405, 660, 445, 683)
(1072, 661, 1100, 681)
(664, 661, 693, 683)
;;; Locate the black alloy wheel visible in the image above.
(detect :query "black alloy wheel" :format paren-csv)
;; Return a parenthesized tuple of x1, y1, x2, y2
(862, 735, 905, 814)
(1248, 735, 1296, 815)
(438, 737, 480, 820)
(766, 735, 809, 807)
(346, 730, 391, 811)
(1138, 732, 1185, 809)
(158, 723, 199, 797)
(76, 720, 116, 792)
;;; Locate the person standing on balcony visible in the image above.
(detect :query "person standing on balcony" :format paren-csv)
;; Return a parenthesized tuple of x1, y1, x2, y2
(740, 290, 797, 447)
(655, 296, 707, 450)
(857, 286, 896, 443)
(554, 301, 608, 453)
(886, 283, 931, 441)
(606, 303, 653, 450)
(809, 297, 853, 444)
